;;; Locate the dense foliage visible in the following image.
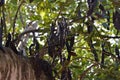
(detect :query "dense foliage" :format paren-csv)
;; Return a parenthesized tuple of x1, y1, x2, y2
(1, 0, 120, 79)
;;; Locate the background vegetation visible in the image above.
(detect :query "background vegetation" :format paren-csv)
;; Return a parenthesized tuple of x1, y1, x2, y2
(1, 0, 120, 80)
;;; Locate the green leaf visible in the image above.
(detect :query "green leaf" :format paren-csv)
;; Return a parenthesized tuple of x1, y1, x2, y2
(102, 23, 109, 29)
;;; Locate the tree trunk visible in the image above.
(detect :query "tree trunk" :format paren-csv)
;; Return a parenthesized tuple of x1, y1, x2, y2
(0, 47, 53, 80)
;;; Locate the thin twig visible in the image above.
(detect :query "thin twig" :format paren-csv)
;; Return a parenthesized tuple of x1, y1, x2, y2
(15, 28, 40, 42)
(12, 0, 25, 39)
(54, 10, 61, 23)
(2, 6, 7, 38)
(19, 11, 25, 27)
(80, 63, 98, 80)
(102, 35, 120, 39)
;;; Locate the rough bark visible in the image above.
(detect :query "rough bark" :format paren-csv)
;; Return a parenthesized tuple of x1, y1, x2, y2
(0, 47, 53, 80)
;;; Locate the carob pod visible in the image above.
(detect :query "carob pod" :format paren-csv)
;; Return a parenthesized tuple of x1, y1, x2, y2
(29, 44, 35, 56)
(66, 35, 75, 61)
(87, 0, 97, 16)
(89, 40, 99, 62)
(5, 33, 20, 54)
(107, 11, 110, 30)
(5, 33, 11, 47)
(101, 43, 105, 68)
(115, 46, 120, 59)
(0, 18, 5, 52)
(113, 10, 120, 31)
(86, 22, 93, 34)
(0, 0, 4, 7)
(47, 23, 56, 58)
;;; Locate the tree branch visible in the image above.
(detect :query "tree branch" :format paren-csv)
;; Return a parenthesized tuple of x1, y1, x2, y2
(15, 28, 40, 42)
(102, 35, 120, 39)
(80, 63, 98, 80)
(12, 0, 25, 39)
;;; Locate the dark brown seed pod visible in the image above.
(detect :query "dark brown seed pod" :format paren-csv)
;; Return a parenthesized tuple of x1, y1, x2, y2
(113, 10, 120, 30)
